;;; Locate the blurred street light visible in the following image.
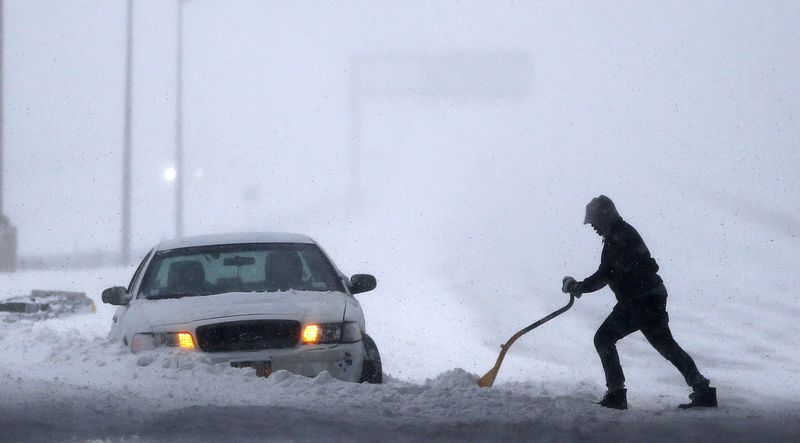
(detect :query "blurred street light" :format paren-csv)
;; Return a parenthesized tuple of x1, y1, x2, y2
(174, 0, 186, 238)
(174, 0, 198, 239)
(175, 0, 203, 238)
(164, 167, 177, 182)
(121, 0, 133, 264)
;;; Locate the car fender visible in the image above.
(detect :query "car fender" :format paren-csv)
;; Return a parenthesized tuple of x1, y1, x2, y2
(342, 296, 366, 335)
(114, 299, 153, 346)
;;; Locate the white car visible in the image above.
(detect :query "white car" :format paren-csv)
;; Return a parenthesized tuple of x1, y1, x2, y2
(102, 232, 381, 383)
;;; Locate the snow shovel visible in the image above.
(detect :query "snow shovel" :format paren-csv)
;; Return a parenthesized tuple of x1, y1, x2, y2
(477, 293, 575, 388)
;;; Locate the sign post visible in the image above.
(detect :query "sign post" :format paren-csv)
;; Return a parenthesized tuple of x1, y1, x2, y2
(0, 0, 17, 272)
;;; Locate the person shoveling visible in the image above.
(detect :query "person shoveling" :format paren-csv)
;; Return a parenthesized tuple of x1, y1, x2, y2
(478, 195, 716, 411)
(562, 195, 716, 410)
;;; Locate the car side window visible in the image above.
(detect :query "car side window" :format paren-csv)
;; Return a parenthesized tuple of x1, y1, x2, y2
(127, 250, 154, 294)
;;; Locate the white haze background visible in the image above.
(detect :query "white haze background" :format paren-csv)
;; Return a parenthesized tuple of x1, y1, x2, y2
(1, 1, 799, 440)
(7, 0, 798, 353)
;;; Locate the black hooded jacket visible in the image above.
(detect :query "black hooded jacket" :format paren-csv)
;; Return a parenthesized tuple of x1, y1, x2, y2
(577, 218, 665, 304)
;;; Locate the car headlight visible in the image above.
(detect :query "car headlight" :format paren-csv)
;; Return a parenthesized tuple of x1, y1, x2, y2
(130, 331, 195, 352)
(301, 322, 361, 344)
(175, 332, 196, 350)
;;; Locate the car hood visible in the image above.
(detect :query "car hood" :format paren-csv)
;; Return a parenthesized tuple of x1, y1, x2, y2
(136, 291, 348, 327)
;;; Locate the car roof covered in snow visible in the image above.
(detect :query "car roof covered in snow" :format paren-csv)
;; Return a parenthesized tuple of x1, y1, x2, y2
(156, 232, 315, 251)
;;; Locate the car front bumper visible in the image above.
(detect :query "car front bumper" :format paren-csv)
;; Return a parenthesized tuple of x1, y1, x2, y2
(205, 341, 365, 382)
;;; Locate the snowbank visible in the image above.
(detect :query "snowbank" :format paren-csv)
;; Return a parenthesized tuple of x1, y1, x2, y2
(1, 266, 798, 441)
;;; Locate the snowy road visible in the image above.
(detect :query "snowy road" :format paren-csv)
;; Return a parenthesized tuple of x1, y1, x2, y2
(2, 369, 798, 442)
(3, 362, 800, 443)
(1, 265, 799, 442)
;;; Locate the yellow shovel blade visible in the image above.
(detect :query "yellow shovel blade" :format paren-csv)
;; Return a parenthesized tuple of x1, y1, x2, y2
(477, 366, 500, 388)
(475, 294, 575, 388)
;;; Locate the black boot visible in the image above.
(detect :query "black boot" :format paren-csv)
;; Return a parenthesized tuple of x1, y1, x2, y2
(598, 388, 627, 410)
(679, 386, 717, 409)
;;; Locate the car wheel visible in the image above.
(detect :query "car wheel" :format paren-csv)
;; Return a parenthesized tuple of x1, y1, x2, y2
(359, 334, 382, 384)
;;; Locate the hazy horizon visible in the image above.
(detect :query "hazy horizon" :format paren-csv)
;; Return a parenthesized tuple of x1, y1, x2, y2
(4, 1, 797, 273)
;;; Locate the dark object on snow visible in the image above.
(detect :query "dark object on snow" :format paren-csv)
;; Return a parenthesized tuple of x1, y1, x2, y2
(0, 290, 95, 322)
(565, 195, 715, 407)
(574, 197, 663, 301)
(679, 385, 718, 409)
(561, 276, 580, 297)
(583, 195, 620, 235)
(359, 334, 383, 384)
(594, 302, 708, 393)
(597, 388, 627, 410)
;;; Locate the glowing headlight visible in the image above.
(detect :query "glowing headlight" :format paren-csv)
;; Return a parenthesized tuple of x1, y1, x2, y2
(301, 322, 361, 344)
(129, 331, 196, 352)
(302, 324, 321, 343)
(176, 332, 195, 350)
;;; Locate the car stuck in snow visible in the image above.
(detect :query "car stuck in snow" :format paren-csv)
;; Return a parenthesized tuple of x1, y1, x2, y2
(102, 232, 381, 383)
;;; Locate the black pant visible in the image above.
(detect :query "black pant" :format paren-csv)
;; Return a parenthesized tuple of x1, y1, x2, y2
(593, 301, 708, 391)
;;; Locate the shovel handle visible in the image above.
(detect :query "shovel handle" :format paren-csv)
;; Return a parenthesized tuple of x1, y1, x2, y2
(477, 294, 575, 388)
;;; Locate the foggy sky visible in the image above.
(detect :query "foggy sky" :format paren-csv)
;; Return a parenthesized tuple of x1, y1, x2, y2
(4, 0, 798, 272)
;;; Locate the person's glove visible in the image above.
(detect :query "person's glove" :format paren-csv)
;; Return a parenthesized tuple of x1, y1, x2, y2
(561, 276, 582, 298)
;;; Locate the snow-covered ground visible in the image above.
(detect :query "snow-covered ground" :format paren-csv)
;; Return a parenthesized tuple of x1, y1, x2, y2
(3, 0, 799, 440)
(1, 222, 798, 443)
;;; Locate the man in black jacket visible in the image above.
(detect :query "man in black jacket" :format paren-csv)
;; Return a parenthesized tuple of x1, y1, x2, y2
(562, 195, 716, 410)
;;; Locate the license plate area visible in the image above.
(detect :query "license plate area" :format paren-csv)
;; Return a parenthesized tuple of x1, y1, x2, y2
(230, 361, 272, 378)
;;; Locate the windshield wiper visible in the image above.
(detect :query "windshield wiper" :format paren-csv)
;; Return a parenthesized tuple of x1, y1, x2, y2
(146, 290, 232, 300)
(146, 292, 197, 300)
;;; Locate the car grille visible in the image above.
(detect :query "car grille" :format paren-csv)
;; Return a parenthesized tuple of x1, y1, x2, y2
(195, 320, 300, 352)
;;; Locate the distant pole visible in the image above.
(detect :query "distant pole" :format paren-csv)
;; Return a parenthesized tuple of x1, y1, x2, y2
(0, 0, 4, 217)
(0, 0, 17, 272)
(121, 0, 133, 264)
(174, 0, 184, 238)
(348, 58, 361, 206)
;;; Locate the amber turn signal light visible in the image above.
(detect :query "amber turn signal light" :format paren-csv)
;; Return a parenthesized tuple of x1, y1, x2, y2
(177, 332, 195, 350)
(302, 324, 320, 343)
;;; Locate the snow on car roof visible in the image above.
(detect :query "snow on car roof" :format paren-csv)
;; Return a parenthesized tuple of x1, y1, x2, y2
(157, 232, 315, 251)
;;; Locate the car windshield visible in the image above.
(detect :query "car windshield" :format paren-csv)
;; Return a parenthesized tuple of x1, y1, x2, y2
(139, 243, 344, 299)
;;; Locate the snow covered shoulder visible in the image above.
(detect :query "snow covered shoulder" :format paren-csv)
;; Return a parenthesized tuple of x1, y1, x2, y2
(1, 267, 799, 442)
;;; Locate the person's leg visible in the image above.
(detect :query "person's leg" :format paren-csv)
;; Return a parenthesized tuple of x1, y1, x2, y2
(640, 319, 708, 389)
(594, 308, 639, 391)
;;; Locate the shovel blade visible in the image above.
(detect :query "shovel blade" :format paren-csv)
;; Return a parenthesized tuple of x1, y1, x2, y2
(477, 366, 499, 388)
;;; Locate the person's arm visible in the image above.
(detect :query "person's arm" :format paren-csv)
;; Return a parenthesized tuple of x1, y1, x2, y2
(562, 263, 608, 297)
(575, 265, 608, 294)
(562, 235, 611, 296)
